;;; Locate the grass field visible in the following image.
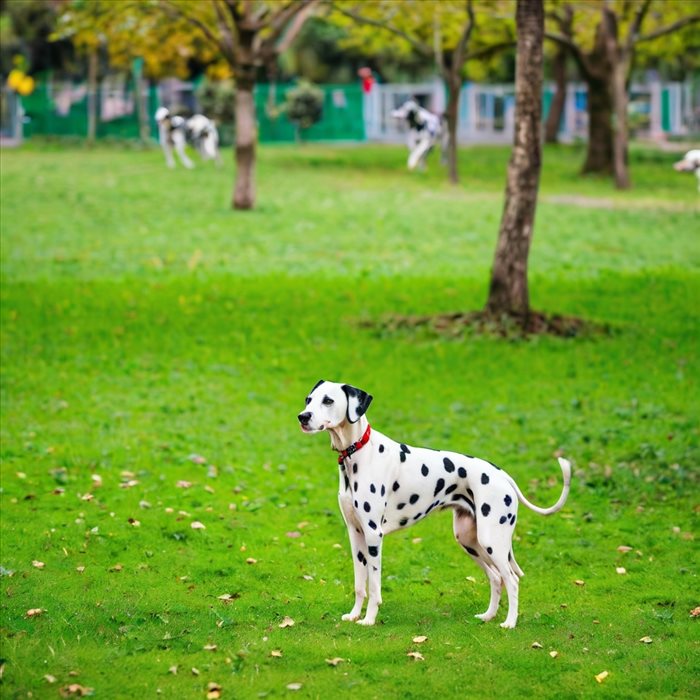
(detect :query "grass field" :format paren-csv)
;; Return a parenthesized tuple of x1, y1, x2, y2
(1, 142, 698, 699)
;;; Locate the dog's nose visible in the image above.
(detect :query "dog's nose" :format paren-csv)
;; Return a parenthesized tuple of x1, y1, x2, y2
(298, 412, 311, 425)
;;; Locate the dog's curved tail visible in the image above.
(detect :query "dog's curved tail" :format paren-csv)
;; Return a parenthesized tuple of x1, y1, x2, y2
(508, 457, 571, 516)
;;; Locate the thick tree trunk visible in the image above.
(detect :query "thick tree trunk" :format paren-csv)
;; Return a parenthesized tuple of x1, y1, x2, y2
(582, 74, 614, 174)
(486, 0, 544, 317)
(233, 79, 257, 210)
(444, 76, 461, 184)
(544, 45, 566, 144)
(609, 59, 630, 189)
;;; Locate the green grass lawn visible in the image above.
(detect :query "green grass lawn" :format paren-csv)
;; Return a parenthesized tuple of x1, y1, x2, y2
(1, 142, 698, 699)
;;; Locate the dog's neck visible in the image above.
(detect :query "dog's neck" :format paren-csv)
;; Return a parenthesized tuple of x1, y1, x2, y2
(328, 415, 369, 453)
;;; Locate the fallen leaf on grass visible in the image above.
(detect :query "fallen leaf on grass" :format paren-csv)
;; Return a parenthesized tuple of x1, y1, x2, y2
(617, 545, 633, 553)
(59, 684, 93, 697)
(139, 500, 151, 509)
(412, 538, 422, 544)
(191, 521, 206, 530)
(207, 682, 222, 699)
(466, 576, 477, 583)
(549, 651, 559, 658)
(574, 579, 585, 586)
(203, 644, 217, 651)
(279, 616, 295, 628)
(26, 608, 45, 617)
(639, 636, 653, 644)
(616, 567, 627, 575)
(168, 666, 178, 675)
(110, 564, 123, 572)
(531, 642, 543, 649)
(325, 657, 344, 666)
(690, 607, 700, 617)
(32, 560, 45, 569)
(286, 531, 301, 538)
(246, 558, 257, 565)
(270, 650, 283, 658)
(76, 566, 85, 573)
(44, 674, 57, 683)
(81, 493, 94, 502)
(287, 682, 303, 691)
(407, 651, 424, 661)
(176, 480, 192, 489)
(191, 667, 200, 676)
(595, 671, 609, 683)
(128, 518, 141, 527)
(217, 593, 240, 603)
(188, 454, 207, 464)
(412, 636, 427, 644)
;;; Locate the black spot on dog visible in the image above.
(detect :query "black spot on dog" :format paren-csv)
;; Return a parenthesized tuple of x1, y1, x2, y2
(400, 452, 407, 463)
(363, 502, 371, 513)
(344, 476, 350, 491)
(481, 503, 491, 517)
(421, 464, 429, 477)
(511, 515, 516, 526)
(467, 488, 474, 497)
(354, 482, 358, 492)
(486, 546, 493, 555)
(400, 444, 411, 454)
(499, 515, 507, 524)
(368, 520, 377, 530)
(354, 500, 358, 508)
(368, 546, 379, 557)
(397, 502, 406, 510)
(392, 481, 400, 492)
(443, 457, 455, 472)
(353, 464, 358, 474)
(433, 478, 445, 497)
(409, 494, 419, 505)
(465, 546, 479, 557)
(445, 484, 458, 495)
(487, 460, 502, 471)
(458, 467, 467, 478)
(413, 512, 422, 520)
(357, 551, 367, 565)
(504, 494, 512, 507)
(379, 444, 385, 453)
(508, 551, 512, 562)
(370, 484, 376, 494)
(399, 517, 408, 526)
(481, 473, 490, 485)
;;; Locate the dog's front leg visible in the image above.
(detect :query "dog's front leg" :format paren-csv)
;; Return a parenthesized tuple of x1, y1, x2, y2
(357, 534, 382, 626)
(338, 495, 367, 621)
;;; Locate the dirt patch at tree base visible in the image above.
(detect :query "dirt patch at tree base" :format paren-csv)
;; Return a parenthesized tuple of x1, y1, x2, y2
(360, 310, 610, 339)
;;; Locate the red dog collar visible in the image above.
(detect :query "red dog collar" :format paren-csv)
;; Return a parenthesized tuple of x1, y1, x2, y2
(338, 424, 372, 464)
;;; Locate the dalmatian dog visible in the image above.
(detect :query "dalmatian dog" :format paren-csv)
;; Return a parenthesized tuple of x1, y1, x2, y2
(673, 149, 700, 191)
(391, 98, 447, 171)
(298, 380, 571, 629)
(155, 107, 222, 169)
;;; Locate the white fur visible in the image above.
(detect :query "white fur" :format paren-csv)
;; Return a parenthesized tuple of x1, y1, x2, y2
(154, 107, 222, 169)
(391, 99, 446, 171)
(673, 149, 700, 191)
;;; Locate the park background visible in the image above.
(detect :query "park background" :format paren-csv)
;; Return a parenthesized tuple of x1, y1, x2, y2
(1, 1, 698, 698)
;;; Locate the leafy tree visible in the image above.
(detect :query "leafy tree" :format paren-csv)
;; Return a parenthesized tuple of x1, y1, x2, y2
(332, 0, 516, 185)
(486, 0, 543, 320)
(546, 0, 699, 189)
(283, 80, 324, 140)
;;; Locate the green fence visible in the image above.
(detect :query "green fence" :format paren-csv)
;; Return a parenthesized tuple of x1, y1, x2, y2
(19, 80, 365, 144)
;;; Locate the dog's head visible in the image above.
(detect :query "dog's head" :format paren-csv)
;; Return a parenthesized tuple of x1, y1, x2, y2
(155, 107, 170, 124)
(673, 149, 700, 173)
(391, 99, 419, 121)
(298, 380, 373, 433)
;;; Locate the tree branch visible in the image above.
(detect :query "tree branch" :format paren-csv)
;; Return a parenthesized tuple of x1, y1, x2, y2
(626, 0, 651, 50)
(453, 0, 475, 68)
(545, 30, 594, 79)
(272, 1, 319, 55)
(635, 12, 700, 45)
(332, 3, 432, 57)
(465, 38, 516, 63)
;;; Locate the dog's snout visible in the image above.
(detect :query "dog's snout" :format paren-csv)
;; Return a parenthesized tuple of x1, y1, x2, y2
(298, 412, 312, 425)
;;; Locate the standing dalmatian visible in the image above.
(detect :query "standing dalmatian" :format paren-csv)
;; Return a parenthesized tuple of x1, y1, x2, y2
(298, 380, 571, 628)
(155, 107, 222, 169)
(673, 149, 700, 191)
(391, 98, 447, 171)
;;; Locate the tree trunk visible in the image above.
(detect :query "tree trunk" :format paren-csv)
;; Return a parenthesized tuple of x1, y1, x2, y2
(609, 58, 630, 189)
(544, 45, 566, 143)
(87, 47, 98, 145)
(486, 0, 544, 318)
(233, 78, 257, 210)
(581, 74, 613, 174)
(444, 75, 461, 184)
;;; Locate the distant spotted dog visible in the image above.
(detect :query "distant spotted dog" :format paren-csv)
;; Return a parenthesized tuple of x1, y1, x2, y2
(673, 149, 700, 191)
(391, 98, 447, 171)
(155, 107, 222, 169)
(298, 380, 571, 628)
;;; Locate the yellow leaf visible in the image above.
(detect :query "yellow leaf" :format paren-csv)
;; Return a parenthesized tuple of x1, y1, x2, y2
(412, 636, 427, 644)
(279, 616, 295, 628)
(325, 657, 344, 666)
(407, 651, 424, 661)
(531, 642, 543, 649)
(32, 560, 45, 569)
(26, 608, 45, 617)
(639, 636, 653, 644)
(595, 671, 609, 683)
(287, 683, 303, 691)
(270, 650, 283, 658)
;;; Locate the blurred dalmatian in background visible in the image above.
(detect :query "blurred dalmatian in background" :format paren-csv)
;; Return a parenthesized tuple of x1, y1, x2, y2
(673, 149, 700, 191)
(391, 98, 447, 171)
(155, 107, 222, 169)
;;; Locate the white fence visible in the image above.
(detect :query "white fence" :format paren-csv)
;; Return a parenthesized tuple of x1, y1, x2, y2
(365, 80, 698, 144)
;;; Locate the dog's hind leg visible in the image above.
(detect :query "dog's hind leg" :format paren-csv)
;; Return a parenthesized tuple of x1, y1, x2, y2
(453, 508, 502, 622)
(173, 132, 194, 169)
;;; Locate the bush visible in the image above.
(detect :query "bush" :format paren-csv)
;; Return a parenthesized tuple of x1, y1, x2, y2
(283, 80, 324, 139)
(196, 78, 235, 125)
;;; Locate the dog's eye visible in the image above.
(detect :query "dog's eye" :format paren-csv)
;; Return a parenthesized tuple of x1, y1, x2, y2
(305, 397, 311, 405)
(322, 397, 334, 406)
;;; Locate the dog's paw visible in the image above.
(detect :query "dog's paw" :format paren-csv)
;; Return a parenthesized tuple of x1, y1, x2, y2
(500, 620, 516, 629)
(356, 617, 376, 626)
(475, 612, 496, 622)
(341, 613, 360, 622)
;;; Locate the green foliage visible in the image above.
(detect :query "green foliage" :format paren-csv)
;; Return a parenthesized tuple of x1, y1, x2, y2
(1, 143, 698, 698)
(195, 78, 236, 124)
(283, 80, 324, 133)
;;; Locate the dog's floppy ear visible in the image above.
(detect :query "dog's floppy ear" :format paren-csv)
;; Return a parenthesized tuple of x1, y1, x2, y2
(342, 384, 373, 423)
(311, 379, 325, 392)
